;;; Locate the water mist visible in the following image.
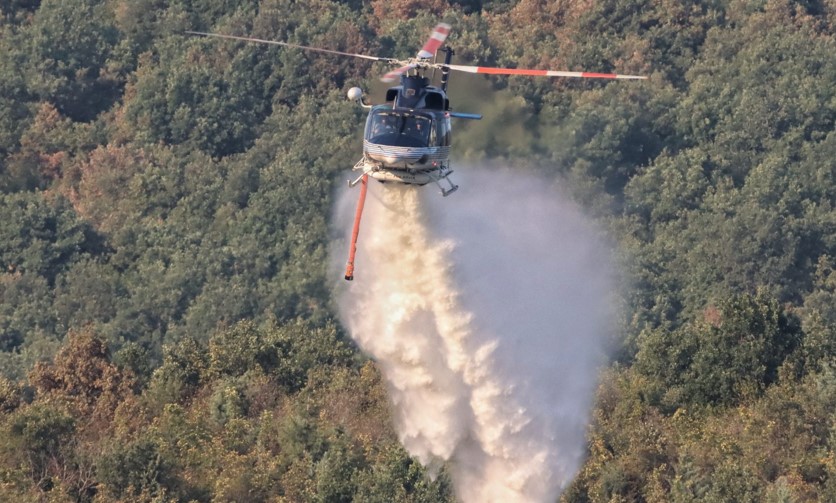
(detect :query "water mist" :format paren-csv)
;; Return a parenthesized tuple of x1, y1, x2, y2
(332, 167, 616, 502)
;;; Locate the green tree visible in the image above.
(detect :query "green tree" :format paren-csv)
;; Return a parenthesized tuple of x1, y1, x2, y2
(354, 444, 455, 502)
(96, 437, 172, 500)
(636, 292, 802, 409)
(0, 192, 105, 286)
(22, 0, 120, 121)
(0, 404, 79, 495)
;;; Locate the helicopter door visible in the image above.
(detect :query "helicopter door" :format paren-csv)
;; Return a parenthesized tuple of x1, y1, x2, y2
(436, 116, 450, 147)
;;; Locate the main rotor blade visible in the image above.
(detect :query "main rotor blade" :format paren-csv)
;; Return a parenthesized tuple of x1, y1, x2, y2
(445, 63, 648, 80)
(381, 64, 417, 83)
(417, 23, 451, 59)
(185, 31, 393, 63)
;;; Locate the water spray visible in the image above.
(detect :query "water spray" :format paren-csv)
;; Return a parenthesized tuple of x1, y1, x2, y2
(333, 167, 616, 502)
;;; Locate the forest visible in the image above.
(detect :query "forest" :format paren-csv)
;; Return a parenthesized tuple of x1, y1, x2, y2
(0, 0, 835, 501)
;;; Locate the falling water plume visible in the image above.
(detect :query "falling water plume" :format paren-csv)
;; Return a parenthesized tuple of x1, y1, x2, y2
(332, 166, 617, 502)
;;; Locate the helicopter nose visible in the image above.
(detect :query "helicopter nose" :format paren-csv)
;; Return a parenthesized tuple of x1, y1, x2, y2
(380, 152, 425, 165)
(365, 143, 429, 166)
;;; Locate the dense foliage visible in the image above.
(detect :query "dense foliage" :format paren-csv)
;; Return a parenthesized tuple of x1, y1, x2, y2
(0, 0, 834, 501)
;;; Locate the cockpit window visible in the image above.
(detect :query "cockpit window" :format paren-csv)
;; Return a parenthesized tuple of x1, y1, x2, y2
(366, 110, 433, 147)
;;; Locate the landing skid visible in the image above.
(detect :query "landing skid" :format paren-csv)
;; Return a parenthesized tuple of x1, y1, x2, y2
(349, 170, 370, 188)
(426, 169, 458, 196)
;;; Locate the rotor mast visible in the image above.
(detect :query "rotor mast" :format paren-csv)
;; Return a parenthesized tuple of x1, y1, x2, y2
(440, 47, 454, 93)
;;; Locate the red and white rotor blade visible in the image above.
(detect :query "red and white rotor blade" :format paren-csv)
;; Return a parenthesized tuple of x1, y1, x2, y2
(185, 31, 392, 63)
(381, 64, 417, 83)
(417, 23, 451, 59)
(446, 63, 648, 80)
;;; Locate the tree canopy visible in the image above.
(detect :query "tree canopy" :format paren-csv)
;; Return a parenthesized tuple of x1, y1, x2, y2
(1, 0, 835, 501)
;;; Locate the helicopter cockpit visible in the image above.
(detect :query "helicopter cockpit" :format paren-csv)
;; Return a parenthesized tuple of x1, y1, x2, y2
(365, 107, 442, 148)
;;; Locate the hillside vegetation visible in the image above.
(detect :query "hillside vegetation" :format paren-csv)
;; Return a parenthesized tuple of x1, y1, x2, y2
(1, 0, 835, 501)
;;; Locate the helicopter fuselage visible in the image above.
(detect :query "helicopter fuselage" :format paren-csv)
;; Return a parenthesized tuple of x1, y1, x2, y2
(358, 105, 451, 183)
(352, 77, 460, 195)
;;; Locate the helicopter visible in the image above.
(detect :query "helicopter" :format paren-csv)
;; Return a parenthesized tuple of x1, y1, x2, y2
(186, 23, 647, 280)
